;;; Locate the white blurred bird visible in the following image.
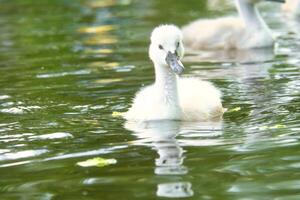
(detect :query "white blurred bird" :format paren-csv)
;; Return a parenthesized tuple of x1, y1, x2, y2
(124, 25, 224, 122)
(182, 0, 285, 50)
(282, 0, 300, 16)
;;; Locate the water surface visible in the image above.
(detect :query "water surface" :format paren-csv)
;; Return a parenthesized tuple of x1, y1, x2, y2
(0, 0, 300, 199)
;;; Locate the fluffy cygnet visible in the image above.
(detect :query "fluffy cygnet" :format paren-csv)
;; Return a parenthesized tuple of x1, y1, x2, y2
(124, 25, 224, 122)
(182, 0, 284, 50)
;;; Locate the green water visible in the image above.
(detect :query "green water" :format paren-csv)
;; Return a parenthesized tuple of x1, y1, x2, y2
(0, 0, 300, 199)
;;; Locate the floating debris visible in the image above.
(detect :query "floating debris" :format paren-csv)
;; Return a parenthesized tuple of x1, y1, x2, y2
(77, 157, 117, 168)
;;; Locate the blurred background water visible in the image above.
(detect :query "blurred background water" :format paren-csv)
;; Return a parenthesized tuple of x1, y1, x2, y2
(0, 0, 299, 199)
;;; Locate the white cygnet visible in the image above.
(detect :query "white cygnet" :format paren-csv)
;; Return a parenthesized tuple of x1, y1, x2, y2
(282, 0, 300, 16)
(182, 0, 284, 50)
(124, 25, 224, 122)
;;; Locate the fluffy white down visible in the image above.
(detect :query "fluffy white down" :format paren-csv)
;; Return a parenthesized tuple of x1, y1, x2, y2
(124, 77, 223, 122)
(124, 24, 224, 122)
(182, 17, 273, 50)
(282, 0, 300, 16)
(178, 77, 223, 121)
(182, 0, 275, 50)
(125, 84, 182, 121)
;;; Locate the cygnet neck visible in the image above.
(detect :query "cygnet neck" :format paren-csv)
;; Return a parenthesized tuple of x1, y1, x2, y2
(154, 62, 179, 105)
(235, 0, 270, 32)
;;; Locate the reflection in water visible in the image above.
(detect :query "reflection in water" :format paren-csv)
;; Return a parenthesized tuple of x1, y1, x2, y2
(86, 0, 133, 8)
(207, 0, 233, 11)
(79, 24, 118, 49)
(125, 120, 223, 198)
(157, 182, 194, 198)
(125, 120, 193, 198)
(184, 47, 274, 64)
(283, 16, 300, 61)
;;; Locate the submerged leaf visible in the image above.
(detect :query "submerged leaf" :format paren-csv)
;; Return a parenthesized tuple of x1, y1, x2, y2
(77, 157, 117, 167)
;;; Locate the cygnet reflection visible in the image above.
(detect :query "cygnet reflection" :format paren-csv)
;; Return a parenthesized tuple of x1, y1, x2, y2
(125, 120, 223, 198)
(157, 182, 194, 198)
(183, 49, 276, 83)
(125, 120, 186, 175)
(125, 120, 193, 198)
(184, 47, 274, 64)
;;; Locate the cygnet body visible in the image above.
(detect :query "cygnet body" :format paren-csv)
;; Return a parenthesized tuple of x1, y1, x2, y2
(282, 0, 300, 16)
(124, 25, 224, 122)
(182, 0, 284, 50)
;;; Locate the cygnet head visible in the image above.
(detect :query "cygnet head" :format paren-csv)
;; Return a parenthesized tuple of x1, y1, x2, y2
(149, 25, 185, 75)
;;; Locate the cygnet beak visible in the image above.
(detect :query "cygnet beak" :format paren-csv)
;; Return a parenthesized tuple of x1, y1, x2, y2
(165, 51, 184, 75)
(265, 0, 285, 3)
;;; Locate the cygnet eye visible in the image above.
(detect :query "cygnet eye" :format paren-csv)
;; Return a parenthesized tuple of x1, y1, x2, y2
(158, 44, 164, 50)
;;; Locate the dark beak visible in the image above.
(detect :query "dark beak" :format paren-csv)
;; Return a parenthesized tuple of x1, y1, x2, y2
(165, 51, 184, 75)
(265, 0, 285, 3)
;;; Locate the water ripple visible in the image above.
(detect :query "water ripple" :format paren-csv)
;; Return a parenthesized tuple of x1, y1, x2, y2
(1, 106, 42, 114)
(0, 95, 10, 100)
(36, 69, 91, 78)
(45, 145, 128, 161)
(0, 149, 48, 161)
(29, 132, 73, 140)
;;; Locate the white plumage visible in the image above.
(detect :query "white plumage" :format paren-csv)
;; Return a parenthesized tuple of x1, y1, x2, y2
(182, 0, 280, 50)
(282, 0, 300, 16)
(124, 25, 224, 122)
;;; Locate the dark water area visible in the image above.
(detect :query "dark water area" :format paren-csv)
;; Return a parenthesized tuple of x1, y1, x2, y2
(0, 0, 299, 199)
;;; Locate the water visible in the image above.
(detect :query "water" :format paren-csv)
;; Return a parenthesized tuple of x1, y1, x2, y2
(0, 0, 299, 199)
